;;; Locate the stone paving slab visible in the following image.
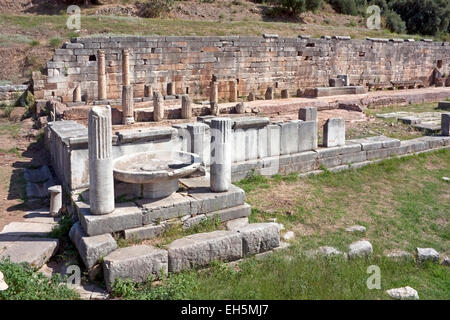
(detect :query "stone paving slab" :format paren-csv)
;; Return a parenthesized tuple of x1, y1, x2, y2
(0, 222, 54, 237)
(0, 237, 59, 268)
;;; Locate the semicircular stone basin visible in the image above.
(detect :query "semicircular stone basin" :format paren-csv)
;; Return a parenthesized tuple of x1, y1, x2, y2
(113, 151, 201, 199)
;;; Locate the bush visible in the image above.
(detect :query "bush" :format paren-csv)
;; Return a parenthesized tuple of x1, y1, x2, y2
(368, 0, 388, 13)
(275, 0, 306, 15)
(305, 0, 323, 12)
(327, 0, 358, 16)
(384, 9, 406, 33)
(139, 0, 174, 18)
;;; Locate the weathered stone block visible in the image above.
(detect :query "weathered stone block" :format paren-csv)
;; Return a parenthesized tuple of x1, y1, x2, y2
(78, 202, 143, 236)
(442, 113, 450, 136)
(298, 107, 317, 122)
(279, 121, 301, 155)
(416, 247, 439, 263)
(206, 203, 251, 222)
(168, 230, 243, 272)
(348, 240, 373, 258)
(123, 224, 165, 241)
(69, 222, 117, 268)
(298, 120, 317, 151)
(103, 245, 168, 291)
(235, 223, 280, 256)
(323, 118, 345, 147)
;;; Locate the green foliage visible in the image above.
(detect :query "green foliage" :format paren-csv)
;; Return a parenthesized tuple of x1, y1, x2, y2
(49, 214, 74, 242)
(49, 37, 62, 48)
(270, 0, 323, 15)
(0, 103, 15, 118)
(327, 0, 359, 16)
(29, 40, 40, 47)
(111, 270, 199, 300)
(384, 9, 406, 34)
(139, 0, 174, 18)
(0, 258, 79, 300)
(305, 0, 323, 12)
(389, 0, 450, 35)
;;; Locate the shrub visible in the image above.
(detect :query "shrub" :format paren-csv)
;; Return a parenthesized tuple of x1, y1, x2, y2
(305, 0, 323, 12)
(368, 0, 388, 13)
(389, 0, 450, 36)
(0, 258, 79, 300)
(327, 0, 358, 16)
(384, 9, 406, 34)
(139, 0, 174, 18)
(275, 0, 306, 15)
(49, 38, 62, 48)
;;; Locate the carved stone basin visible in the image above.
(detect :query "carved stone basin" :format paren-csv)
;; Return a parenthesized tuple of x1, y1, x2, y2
(113, 151, 201, 199)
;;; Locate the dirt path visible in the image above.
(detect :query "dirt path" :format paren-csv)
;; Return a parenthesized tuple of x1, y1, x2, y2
(0, 117, 49, 230)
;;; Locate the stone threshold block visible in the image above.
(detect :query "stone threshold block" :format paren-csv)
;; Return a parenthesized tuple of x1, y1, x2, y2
(0, 236, 59, 268)
(168, 230, 243, 273)
(69, 222, 117, 269)
(124, 224, 165, 241)
(103, 245, 168, 291)
(77, 201, 143, 236)
(235, 223, 280, 256)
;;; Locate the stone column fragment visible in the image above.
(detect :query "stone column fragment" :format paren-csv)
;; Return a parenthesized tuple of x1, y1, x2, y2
(187, 123, 209, 165)
(210, 118, 232, 192)
(265, 87, 274, 100)
(97, 50, 107, 101)
(153, 91, 164, 122)
(122, 85, 134, 125)
(48, 185, 62, 217)
(229, 80, 237, 102)
(88, 105, 115, 215)
(144, 85, 152, 98)
(210, 81, 218, 104)
(122, 49, 130, 87)
(73, 85, 82, 103)
(323, 118, 345, 147)
(181, 95, 192, 119)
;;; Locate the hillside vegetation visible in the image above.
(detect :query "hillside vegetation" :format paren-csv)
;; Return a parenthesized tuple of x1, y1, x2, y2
(0, 0, 448, 84)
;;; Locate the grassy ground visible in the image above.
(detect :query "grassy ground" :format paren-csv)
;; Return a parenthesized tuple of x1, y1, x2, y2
(110, 149, 449, 300)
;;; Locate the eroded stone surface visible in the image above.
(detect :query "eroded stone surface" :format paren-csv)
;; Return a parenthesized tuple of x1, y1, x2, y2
(235, 223, 280, 256)
(0, 237, 59, 268)
(103, 245, 168, 291)
(348, 240, 373, 258)
(416, 247, 439, 263)
(386, 286, 419, 300)
(345, 225, 366, 233)
(168, 230, 242, 272)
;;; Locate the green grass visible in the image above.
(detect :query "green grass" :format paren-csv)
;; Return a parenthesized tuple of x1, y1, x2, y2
(366, 102, 447, 117)
(110, 149, 450, 300)
(0, 259, 80, 300)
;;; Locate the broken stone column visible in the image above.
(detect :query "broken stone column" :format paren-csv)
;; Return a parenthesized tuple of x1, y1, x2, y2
(442, 113, 450, 136)
(122, 49, 130, 87)
(88, 105, 115, 215)
(281, 89, 289, 99)
(210, 118, 232, 192)
(229, 80, 237, 102)
(210, 102, 220, 116)
(48, 185, 62, 217)
(97, 50, 107, 101)
(122, 85, 134, 125)
(265, 87, 274, 100)
(181, 95, 192, 119)
(73, 85, 82, 103)
(296, 89, 303, 97)
(144, 85, 152, 98)
(323, 118, 345, 147)
(247, 92, 255, 101)
(299, 107, 318, 122)
(153, 90, 164, 122)
(210, 81, 218, 104)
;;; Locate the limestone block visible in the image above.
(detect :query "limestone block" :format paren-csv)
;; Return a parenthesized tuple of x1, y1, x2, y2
(226, 217, 249, 231)
(124, 224, 165, 241)
(69, 222, 117, 268)
(167, 230, 243, 272)
(298, 107, 317, 122)
(235, 223, 280, 256)
(0, 237, 59, 268)
(103, 245, 168, 291)
(298, 120, 317, 151)
(153, 91, 164, 122)
(386, 287, 419, 300)
(181, 95, 192, 119)
(279, 121, 301, 155)
(323, 118, 345, 147)
(182, 214, 207, 230)
(206, 203, 251, 222)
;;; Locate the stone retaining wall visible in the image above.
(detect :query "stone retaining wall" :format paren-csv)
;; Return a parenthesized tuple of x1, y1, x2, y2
(33, 36, 450, 103)
(0, 84, 28, 104)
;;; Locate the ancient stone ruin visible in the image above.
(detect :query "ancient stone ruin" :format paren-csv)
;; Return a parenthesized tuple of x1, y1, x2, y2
(26, 34, 450, 290)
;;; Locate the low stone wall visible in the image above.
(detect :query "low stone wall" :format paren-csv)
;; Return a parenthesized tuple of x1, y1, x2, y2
(46, 116, 450, 193)
(0, 84, 28, 104)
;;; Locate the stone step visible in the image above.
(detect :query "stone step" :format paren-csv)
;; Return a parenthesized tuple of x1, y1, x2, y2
(103, 245, 168, 291)
(0, 222, 55, 237)
(0, 237, 59, 268)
